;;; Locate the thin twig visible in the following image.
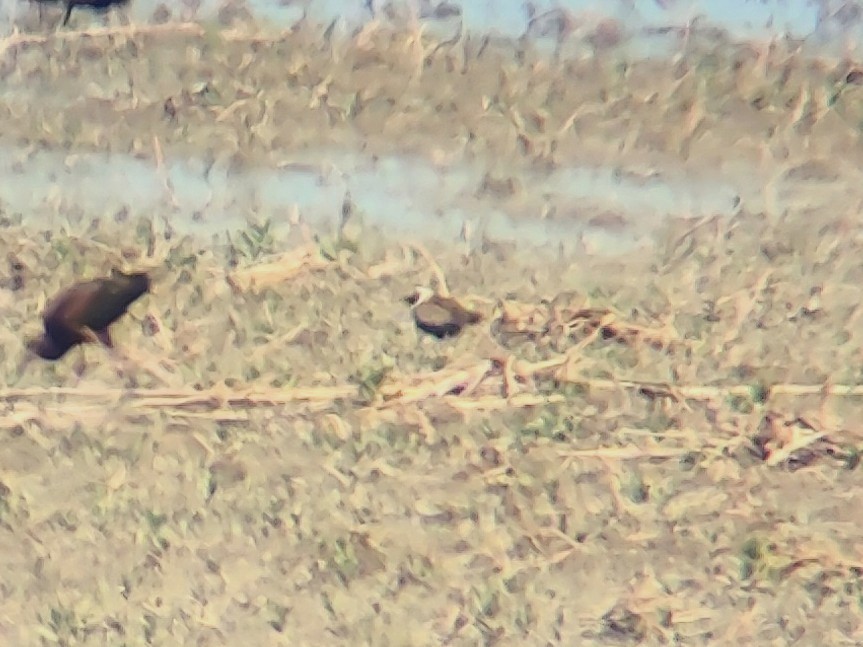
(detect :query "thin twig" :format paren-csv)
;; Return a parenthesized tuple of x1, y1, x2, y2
(407, 242, 450, 296)
(152, 136, 179, 210)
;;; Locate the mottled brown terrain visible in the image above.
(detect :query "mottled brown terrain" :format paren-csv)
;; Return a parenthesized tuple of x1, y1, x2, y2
(0, 9, 863, 646)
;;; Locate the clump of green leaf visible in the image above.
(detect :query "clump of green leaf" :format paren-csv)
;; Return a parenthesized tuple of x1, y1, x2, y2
(353, 355, 394, 404)
(230, 217, 276, 261)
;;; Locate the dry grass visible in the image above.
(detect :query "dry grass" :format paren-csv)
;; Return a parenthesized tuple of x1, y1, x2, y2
(3, 8, 863, 179)
(1, 7, 863, 647)
(2, 206, 863, 645)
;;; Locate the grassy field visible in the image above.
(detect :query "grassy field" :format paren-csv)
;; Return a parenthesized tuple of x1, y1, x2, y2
(1, 9, 863, 646)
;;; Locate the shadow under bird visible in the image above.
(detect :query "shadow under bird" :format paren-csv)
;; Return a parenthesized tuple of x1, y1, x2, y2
(403, 287, 483, 339)
(26, 269, 150, 361)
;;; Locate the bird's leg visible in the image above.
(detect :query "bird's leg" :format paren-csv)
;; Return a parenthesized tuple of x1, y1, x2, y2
(82, 327, 173, 386)
(14, 352, 35, 384)
(72, 346, 88, 383)
(79, 327, 102, 345)
(116, 3, 132, 27)
(78, 326, 127, 382)
(94, 328, 113, 348)
(30, 0, 43, 23)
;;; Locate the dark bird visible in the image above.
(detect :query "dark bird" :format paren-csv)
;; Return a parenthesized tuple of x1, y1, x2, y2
(403, 287, 483, 339)
(30, 0, 130, 26)
(26, 269, 150, 361)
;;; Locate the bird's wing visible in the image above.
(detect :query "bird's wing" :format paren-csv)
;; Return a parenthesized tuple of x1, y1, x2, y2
(80, 278, 145, 330)
(42, 281, 103, 336)
(416, 302, 454, 326)
(443, 298, 482, 324)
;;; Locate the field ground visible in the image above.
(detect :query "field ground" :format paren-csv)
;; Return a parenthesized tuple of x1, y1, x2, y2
(1, 11, 863, 646)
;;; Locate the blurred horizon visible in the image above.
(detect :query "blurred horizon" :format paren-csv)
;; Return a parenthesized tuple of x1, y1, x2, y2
(3, 0, 863, 57)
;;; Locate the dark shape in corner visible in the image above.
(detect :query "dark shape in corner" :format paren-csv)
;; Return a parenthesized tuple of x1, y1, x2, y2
(31, 0, 130, 26)
(27, 269, 150, 360)
(403, 287, 483, 339)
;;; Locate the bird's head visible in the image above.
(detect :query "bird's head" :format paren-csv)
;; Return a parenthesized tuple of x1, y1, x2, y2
(403, 286, 435, 307)
(24, 335, 67, 361)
